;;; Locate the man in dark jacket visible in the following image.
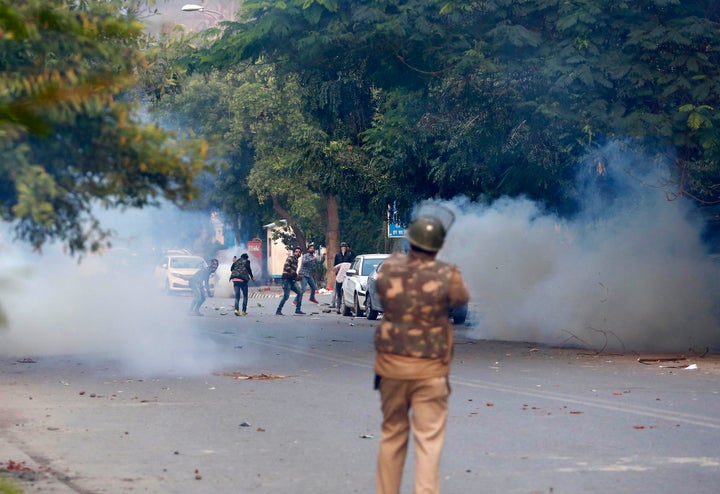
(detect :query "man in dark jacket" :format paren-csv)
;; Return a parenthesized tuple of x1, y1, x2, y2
(299, 244, 325, 304)
(276, 247, 305, 315)
(188, 259, 219, 316)
(331, 241, 355, 309)
(230, 253, 254, 316)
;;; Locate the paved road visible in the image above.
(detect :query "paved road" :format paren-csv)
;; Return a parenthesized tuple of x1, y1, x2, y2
(1, 290, 719, 493)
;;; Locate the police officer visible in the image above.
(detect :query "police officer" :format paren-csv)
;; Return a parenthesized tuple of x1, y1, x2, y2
(374, 213, 469, 494)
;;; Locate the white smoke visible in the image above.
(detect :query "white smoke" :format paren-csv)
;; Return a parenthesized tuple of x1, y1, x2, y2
(2, 143, 718, 357)
(0, 205, 237, 375)
(439, 142, 720, 352)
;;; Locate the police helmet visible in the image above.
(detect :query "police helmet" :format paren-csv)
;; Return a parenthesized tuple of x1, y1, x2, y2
(406, 216, 446, 252)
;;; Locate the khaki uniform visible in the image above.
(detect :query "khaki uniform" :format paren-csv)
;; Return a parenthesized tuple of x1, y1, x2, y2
(374, 250, 469, 494)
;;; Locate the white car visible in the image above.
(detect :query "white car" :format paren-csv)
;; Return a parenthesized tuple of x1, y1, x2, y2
(365, 260, 468, 324)
(154, 254, 216, 296)
(340, 253, 390, 317)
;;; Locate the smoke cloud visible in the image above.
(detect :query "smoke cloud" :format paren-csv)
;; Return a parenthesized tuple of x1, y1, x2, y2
(1, 143, 718, 361)
(0, 205, 236, 375)
(439, 142, 720, 352)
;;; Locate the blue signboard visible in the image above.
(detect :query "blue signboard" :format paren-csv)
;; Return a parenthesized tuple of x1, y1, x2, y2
(387, 202, 406, 238)
(388, 222, 406, 238)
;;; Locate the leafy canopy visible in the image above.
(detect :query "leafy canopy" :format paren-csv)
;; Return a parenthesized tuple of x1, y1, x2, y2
(0, 0, 209, 254)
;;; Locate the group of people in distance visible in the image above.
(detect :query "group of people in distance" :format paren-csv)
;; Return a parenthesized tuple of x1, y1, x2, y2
(275, 243, 327, 315)
(187, 206, 469, 494)
(275, 241, 355, 316)
(186, 242, 350, 319)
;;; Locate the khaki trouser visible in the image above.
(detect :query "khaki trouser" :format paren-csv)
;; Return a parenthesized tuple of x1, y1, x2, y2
(377, 376, 450, 494)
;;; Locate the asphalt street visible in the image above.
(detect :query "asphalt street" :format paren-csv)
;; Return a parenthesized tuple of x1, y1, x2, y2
(1, 289, 719, 493)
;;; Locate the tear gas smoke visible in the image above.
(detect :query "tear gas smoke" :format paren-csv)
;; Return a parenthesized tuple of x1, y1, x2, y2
(0, 205, 239, 375)
(1, 143, 717, 360)
(439, 142, 720, 352)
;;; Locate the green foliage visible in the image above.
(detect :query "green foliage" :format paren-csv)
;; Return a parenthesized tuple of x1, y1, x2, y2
(151, 64, 317, 240)
(0, 0, 209, 254)
(0, 0, 143, 133)
(158, 0, 720, 245)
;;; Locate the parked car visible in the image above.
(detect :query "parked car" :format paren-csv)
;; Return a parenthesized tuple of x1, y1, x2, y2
(365, 259, 468, 324)
(340, 253, 390, 317)
(154, 254, 216, 296)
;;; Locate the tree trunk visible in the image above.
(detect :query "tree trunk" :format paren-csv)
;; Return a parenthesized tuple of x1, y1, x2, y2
(325, 194, 340, 290)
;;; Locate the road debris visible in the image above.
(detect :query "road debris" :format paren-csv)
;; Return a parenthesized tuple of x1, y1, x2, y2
(638, 357, 687, 365)
(637, 357, 700, 369)
(2, 460, 35, 473)
(214, 372, 288, 380)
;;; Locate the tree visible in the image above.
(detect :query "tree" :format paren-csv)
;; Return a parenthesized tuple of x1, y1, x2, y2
(0, 0, 209, 255)
(187, 0, 393, 261)
(167, 0, 720, 256)
(362, 0, 720, 214)
(150, 61, 323, 248)
(499, 0, 720, 207)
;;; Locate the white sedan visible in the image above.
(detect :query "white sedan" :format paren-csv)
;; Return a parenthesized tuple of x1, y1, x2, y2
(340, 253, 390, 317)
(365, 260, 468, 324)
(153, 254, 216, 296)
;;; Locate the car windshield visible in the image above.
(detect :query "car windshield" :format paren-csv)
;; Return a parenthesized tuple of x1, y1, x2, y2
(170, 257, 205, 269)
(362, 259, 383, 276)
